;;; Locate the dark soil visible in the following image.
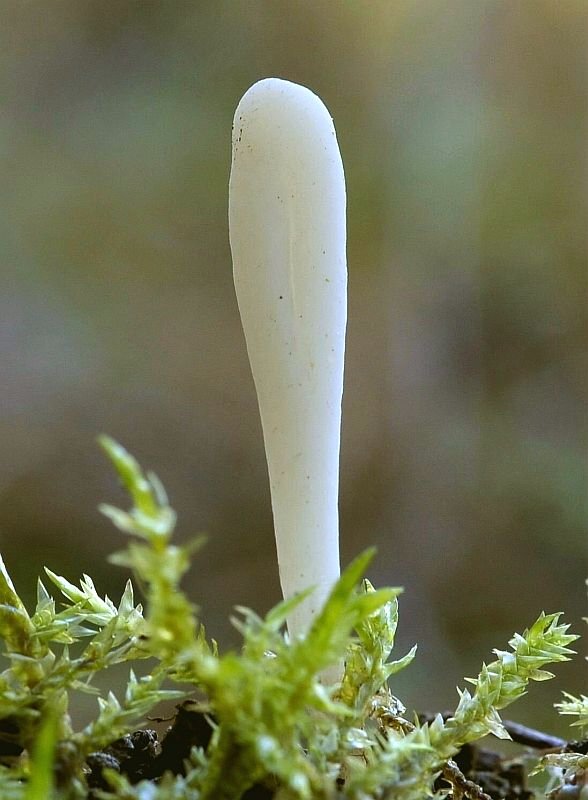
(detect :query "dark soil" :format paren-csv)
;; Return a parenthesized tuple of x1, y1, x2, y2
(79, 705, 586, 799)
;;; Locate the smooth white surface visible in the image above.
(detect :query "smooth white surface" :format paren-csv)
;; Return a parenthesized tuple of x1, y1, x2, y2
(229, 78, 347, 639)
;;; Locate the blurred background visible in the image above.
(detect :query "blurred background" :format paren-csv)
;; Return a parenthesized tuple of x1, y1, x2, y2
(1, 1, 586, 731)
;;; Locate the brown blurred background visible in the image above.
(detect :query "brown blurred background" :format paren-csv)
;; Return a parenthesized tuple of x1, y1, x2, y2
(0, 1, 586, 731)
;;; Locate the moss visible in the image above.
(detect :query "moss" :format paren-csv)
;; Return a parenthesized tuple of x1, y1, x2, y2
(0, 439, 582, 799)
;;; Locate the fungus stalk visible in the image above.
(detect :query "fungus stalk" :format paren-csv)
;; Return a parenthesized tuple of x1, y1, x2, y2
(229, 78, 347, 642)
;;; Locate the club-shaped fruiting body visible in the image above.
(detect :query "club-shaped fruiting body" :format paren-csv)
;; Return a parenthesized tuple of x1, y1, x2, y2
(229, 78, 347, 640)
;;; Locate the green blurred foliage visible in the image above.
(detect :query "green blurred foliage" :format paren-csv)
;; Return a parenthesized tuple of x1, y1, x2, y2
(0, 1, 585, 728)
